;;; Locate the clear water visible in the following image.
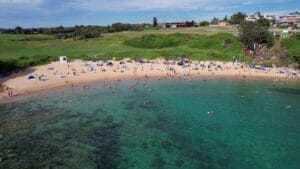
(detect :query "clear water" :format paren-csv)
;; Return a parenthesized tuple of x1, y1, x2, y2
(0, 78, 299, 169)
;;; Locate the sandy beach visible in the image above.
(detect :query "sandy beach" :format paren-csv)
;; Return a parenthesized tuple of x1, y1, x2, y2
(0, 59, 299, 101)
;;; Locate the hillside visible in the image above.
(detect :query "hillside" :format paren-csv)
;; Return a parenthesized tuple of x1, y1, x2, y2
(0, 27, 246, 74)
(282, 33, 300, 68)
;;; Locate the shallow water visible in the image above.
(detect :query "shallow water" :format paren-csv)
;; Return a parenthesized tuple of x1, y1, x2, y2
(0, 78, 299, 169)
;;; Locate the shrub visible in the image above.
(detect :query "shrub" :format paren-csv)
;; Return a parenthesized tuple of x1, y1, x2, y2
(282, 34, 300, 67)
(239, 21, 274, 49)
(124, 33, 190, 49)
(0, 55, 53, 74)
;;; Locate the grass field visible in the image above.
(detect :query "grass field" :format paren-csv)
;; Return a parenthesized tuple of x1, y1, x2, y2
(0, 27, 241, 60)
(0, 27, 248, 73)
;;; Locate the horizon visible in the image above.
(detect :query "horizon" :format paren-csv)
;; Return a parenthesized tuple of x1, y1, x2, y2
(0, 0, 299, 28)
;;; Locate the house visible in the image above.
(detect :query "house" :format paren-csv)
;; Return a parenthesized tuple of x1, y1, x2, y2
(278, 12, 300, 27)
(159, 21, 195, 28)
(264, 15, 276, 21)
(218, 22, 229, 27)
(246, 12, 262, 22)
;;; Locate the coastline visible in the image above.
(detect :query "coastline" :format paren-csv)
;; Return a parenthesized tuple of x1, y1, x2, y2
(1, 59, 299, 103)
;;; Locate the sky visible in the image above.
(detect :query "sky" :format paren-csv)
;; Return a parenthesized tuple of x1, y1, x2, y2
(0, 0, 299, 28)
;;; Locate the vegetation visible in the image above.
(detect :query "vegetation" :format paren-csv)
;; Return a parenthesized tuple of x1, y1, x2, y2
(239, 21, 274, 49)
(282, 33, 300, 67)
(1, 25, 298, 74)
(153, 17, 158, 27)
(0, 23, 147, 40)
(223, 15, 228, 22)
(199, 21, 209, 26)
(0, 55, 55, 74)
(0, 28, 248, 74)
(230, 12, 246, 25)
(73, 26, 101, 40)
(124, 33, 189, 49)
(256, 18, 270, 28)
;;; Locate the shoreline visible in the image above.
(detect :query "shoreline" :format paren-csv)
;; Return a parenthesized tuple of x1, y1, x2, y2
(1, 59, 299, 103)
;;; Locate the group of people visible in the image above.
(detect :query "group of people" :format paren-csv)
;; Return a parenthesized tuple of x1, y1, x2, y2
(7, 90, 13, 97)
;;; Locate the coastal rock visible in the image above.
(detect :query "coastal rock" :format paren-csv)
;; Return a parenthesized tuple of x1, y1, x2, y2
(0, 151, 4, 162)
(6, 153, 17, 159)
(4, 149, 13, 155)
(0, 134, 4, 140)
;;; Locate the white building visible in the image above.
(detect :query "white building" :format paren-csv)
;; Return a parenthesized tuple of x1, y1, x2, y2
(246, 12, 262, 22)
(264, 15, 276, 21)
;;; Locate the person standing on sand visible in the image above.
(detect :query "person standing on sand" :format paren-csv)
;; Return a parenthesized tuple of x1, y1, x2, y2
(7, 90, 13, 97)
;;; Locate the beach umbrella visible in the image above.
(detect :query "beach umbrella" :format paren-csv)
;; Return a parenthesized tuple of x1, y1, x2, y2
(28, 75, 35, 80)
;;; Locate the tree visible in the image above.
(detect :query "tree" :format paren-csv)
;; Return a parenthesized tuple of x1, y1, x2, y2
(256, 18, 270, 28)
(223, 15, 228, 22)
(230, 12, 246, 25)
(199, 21, 209, 26)
(239, 21, 274, 50)
(73, 26, 101, 40)
(210, 17, 219, 25)
(191, 20, 195, 26)
(15, 26, 23, 34)
(153, 17, 158, 27)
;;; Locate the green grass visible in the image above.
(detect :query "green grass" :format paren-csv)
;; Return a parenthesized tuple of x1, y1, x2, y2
(0, 27, 249, 73)
(124, 33, 190, 49)
(282, 33, 300, 66)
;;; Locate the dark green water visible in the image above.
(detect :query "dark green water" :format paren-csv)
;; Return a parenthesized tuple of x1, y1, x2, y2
(0, 78, 299, 169)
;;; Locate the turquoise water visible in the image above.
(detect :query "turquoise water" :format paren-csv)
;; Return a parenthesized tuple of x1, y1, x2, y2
(0, 78, 299, 169)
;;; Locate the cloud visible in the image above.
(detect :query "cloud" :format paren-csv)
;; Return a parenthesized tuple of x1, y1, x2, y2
(66, 0, 290, 11)
(0, 0, 43, 5)
(0, 0, 295, 12)
(67, 0, 234, 11)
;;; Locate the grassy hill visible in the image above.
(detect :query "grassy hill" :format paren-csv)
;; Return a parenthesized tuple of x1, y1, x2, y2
(282, 33, 300, 67)
(0, 27, 248, 73)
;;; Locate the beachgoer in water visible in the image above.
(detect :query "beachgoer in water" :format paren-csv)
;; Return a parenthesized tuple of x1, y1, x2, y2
(207, 111, 214, 116)
(83, 85, 88, 90)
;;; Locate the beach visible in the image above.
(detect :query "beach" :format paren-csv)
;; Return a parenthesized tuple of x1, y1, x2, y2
(0, 59, 299, 101)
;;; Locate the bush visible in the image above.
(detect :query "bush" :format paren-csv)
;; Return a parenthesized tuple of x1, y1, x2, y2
(199, 21, 209, 26)
(239, 21, 274, 49)
(282, 34, 300, 67)
(10, 35, 56, 41)
(124, 33, 190, 49)
(189, 33, 238, 49)
(0, 55, 53, 74)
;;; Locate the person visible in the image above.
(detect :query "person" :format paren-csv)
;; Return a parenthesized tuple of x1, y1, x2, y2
(7, 90, 13, 97)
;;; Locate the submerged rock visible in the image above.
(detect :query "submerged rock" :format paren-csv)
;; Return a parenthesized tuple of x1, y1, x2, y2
(0, 151, 3, 162)
(175, 158, 184, 167)
(161, 140, 173, 150)
(6, 153, 17, 159)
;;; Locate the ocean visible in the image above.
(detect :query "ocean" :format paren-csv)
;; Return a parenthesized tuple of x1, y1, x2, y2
(0, 78, 299, 169)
